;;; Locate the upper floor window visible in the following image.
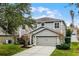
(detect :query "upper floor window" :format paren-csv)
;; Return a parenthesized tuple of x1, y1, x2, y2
(41, 23, 44, 26)
(55, 22, 59, 28)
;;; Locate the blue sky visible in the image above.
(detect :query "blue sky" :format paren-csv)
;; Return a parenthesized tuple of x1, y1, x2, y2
(31, 3, 79, 26)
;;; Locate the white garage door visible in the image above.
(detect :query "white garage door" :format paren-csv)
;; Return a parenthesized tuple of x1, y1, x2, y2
(36, 36, 57, 46)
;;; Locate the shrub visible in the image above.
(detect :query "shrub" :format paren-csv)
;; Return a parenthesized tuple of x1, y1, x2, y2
(66, 28, 72, 37)
(56, 43, 70, 50)
(65, 37, 71, 44)
(65, 28, 72, 44)
(56, 28, 72, 50)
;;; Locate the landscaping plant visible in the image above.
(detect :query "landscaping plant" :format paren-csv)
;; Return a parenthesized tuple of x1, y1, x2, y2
(56, 28, 72, 50)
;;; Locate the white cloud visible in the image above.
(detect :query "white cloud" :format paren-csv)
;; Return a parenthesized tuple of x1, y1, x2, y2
(46, 10, 53, 14)
(31, 6, 64, 19)
(31, 6, 50, 13)
(31, 7, 37, 12)
(37, 7, 50, 13)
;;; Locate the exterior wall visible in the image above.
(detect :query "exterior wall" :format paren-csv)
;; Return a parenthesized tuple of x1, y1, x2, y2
(37, 23, 42, 28)
(36, 21, 66, 36)
(71, 29, 78, 42)
(0, 36, 15, 44)
(44, 23, 54, 29)
(53, 22, 66, 36)
(34, 30, 59, 36)
(37, 23, 54, 29)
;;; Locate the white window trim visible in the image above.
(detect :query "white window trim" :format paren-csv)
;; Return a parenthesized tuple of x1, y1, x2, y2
(54, 22, 59, 28)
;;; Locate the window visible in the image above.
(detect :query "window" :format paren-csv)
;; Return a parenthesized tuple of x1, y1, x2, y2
(8, 40, 12, 44)
(41, 23, 44, 26)
(55, 22, 59, 28)
(5, 40, 12, 44)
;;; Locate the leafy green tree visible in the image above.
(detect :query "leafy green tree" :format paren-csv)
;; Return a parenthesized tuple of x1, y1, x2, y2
(0, 3, 35, 34)
(0, 3, 36, 47)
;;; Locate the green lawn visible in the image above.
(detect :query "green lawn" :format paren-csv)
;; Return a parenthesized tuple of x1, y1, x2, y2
(50, 42, 79, 56)
(0, 44, 25, 56)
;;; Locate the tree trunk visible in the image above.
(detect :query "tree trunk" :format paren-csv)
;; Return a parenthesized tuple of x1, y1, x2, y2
(23, 39, 28, 47)
(22, 35, 28, 48)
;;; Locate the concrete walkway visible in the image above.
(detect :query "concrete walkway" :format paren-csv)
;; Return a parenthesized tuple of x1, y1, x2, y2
(13, 46, 56, 56)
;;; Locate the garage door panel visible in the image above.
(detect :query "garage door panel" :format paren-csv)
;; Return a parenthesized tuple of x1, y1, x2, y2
(36, 36, 57, 46)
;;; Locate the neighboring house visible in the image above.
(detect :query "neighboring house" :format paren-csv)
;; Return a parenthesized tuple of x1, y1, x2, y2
(0, 35, 17, 44)
(29, 17, 67, 46)
(0, 24, 31, 44)
(0, 27, 17, 44)
(71, 26, 78, 42)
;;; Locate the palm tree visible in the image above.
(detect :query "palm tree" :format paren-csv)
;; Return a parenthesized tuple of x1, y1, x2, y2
(69, 3, 79, 43)
(70, 10, 74, 32)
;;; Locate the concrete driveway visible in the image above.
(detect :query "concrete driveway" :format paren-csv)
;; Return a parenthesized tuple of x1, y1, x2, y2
(13, 46, 55, 56)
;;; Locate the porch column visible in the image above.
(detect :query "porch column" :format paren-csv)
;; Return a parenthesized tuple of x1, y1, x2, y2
(60, 21, 63, 34)
(29, 35, 32, 45)
(33, 36, 36, 46)
(57, 37, 60, 45)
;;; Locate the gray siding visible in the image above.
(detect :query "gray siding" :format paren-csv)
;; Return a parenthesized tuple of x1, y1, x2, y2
(34, 30, 59, 36)
(36, 21, 66, 36)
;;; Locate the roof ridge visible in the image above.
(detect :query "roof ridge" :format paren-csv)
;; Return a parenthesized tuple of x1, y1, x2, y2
(36, 17, 63, 23)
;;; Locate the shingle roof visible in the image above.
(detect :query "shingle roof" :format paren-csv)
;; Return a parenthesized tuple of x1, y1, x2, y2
(36, 17, 63, 23)
(35, 17, 67, 27)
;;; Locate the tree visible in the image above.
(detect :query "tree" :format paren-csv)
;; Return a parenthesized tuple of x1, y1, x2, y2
(0, 3, 35, 34)
(69, 3, 79, 27)
(70, 10, 74, 29)
(65, 3, 79, 29)
(0, 3, 36, 47)
(21, 35, 29, 47)
(68, 4, 79, 45)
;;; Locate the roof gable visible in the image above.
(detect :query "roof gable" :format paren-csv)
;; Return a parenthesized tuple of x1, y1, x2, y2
(33, 29, 59, 36)
(31, 27, 63, 36)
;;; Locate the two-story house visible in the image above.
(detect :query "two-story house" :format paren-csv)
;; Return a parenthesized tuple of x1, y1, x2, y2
(29, 17, 66, 46)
